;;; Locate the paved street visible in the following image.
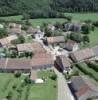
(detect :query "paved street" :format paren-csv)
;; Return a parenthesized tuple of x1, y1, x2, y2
(53, 68, 75, 100)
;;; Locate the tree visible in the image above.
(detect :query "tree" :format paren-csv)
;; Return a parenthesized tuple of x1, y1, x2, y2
(44, 27, 53, 37)
(70, 33, 82, 43)
(18, 35, 25, 43)
(83, 35, 90, 44)
(50, 74, 57, 80)
(81, 24, 90, 34)
(14, 71, 21, 78)
(24, 76, 31, 84)
(0, 28, 8, 38)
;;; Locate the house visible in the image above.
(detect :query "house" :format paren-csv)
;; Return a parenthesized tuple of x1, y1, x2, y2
(64, 23, 81, 32)
(31, 42, 46, 54)
(16, 42, 46, 54)
(70, 48, 95, 62)
(0, 35, 18, 47)
(64, 40, 79, 52)
(27, 27, 37, 34)
(70, 76, 98, 100)
(31, 53, 54, 70)
(46, 36, 65, 46)
(56, 55, 72, 72)
(27, 27, 44, 39)
(0, 58, 31, 73)
(7, 27, 22, 35)
(16, 43, 33, 53)
(47, 24, 55, 31)
(8, 23, 22, 29)
(7, 23, 23, 35)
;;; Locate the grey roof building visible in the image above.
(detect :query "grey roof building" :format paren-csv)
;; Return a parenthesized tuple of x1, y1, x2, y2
(70, 76, 98, 100)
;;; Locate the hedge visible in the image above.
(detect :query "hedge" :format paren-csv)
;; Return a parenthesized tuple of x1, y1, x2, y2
(76, 63, 98, 81)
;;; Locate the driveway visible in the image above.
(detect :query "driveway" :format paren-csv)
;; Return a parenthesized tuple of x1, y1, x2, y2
(53, 68, 74, 100)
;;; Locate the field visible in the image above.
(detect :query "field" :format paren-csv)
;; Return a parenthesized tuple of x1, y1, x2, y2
(0, 70, 57, 100)
(0, 15, 66, 27)
(0, 15, 22, 21)
(29, 18, 65, 27)
(89, 28, 98, 47)
(65, 13, 98, 21)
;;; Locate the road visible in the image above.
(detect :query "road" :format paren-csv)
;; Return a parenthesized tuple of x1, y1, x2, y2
(36, 39, 74, 100)
(53, 68, 75, 100)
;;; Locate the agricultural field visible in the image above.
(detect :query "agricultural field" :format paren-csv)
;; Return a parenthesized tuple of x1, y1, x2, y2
(65, 13, 98, 21)
(0, 70, 57, 100)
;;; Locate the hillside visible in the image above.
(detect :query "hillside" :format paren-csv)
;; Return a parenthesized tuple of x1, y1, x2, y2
(0, 0, 98, 17)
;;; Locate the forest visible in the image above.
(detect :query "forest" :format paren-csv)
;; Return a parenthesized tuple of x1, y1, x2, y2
(0, 0, 98, 18)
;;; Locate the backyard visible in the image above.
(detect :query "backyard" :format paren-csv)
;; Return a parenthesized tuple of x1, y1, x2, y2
(0, 70, 57, 100)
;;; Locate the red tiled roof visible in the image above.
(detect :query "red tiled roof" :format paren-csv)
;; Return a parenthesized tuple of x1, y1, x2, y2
(47, 36, 65, 44)
(70, 48, 95, 62)
(31, 53, 54, 68)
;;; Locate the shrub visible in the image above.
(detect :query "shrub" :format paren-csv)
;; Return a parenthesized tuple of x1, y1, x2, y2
(24, 77, 31, 84)
(50, 74, 57, 80)
(14, 71, 21, 78)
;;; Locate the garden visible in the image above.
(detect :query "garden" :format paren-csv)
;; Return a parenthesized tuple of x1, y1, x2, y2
(0, 70, 57, 100)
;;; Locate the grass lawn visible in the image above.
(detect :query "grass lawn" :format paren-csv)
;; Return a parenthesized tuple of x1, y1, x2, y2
(0, 15, 66, 27)
(89, 28, 98, 47)
(29, 18, 66, 27)
(0, 15, 22, 21)
(28, 70, 57, 100)
(65, 13, 98, 21)
(80, 27, 98, 49)
(0, 70, 57, 100)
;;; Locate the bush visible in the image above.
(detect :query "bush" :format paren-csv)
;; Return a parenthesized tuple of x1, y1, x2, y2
(14, 71, 21, 78)
(24, 77, 31, 84)
(50, 74, 57, 80)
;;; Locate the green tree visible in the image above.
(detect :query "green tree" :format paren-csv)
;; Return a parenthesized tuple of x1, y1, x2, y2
(83, 35, 90, 44)
(0, 28, 8, 38)
(70, 33, 82, 43)
(81, 24, 90, 34)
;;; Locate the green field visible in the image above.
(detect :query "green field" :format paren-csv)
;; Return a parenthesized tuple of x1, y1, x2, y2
(0, 70, 57, 100)
(89, 28, 98, 47)
(28, 70, 57, 100)
(30, 18, 65, 27)
(0, 15, 22, 21)
(65, 13, 98, 21)
(0, 15, 66, 27)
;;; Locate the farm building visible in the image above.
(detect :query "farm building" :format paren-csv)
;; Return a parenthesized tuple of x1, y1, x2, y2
(46, 36, 65, 46)
(70, 76, 98, 100)
(16, 42, 46, 54)
(64, 40, 79, 52)
(31, 53, 54, 70)
(0, 58, 31, 73)
(0, 35, 18, 47)
(56, 55, 72, 72)
(70, 48, 95, 62)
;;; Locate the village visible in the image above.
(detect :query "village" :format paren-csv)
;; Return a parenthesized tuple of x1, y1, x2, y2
(0, 20, 98, 100)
